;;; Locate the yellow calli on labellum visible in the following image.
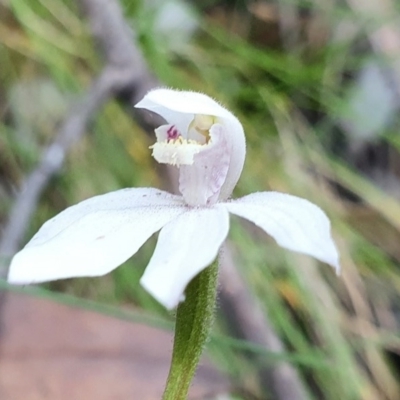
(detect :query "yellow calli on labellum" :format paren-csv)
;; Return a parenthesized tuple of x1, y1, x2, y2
(8, 88, 340, 309)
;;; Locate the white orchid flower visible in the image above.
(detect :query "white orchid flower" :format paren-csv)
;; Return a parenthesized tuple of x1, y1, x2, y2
(8, 89, 340, 309)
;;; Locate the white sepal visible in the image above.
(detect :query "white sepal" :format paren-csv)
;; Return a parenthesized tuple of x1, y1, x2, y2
(223, 192, 340, 272)
(8, 188, 186, 284)
(140, 206, 230, 309)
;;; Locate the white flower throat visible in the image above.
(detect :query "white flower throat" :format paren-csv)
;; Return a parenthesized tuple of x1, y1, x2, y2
(150, 114, 216, 166)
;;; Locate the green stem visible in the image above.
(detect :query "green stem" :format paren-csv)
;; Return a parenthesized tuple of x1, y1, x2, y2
(162, 260, 219, 400)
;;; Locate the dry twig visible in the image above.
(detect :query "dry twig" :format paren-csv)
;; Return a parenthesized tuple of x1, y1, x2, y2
(220, 242, 308, 400)
(0, 0, 157, 276)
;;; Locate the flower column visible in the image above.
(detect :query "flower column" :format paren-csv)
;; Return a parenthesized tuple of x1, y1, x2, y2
(135, 90, 247, 399)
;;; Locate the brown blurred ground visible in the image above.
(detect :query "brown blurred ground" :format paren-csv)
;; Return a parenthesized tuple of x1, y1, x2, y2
(0, 293, 228, 400)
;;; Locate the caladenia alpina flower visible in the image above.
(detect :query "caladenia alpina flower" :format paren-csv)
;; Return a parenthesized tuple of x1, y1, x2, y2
(8, 88, 340, 400)
(8, 88, 340, 310)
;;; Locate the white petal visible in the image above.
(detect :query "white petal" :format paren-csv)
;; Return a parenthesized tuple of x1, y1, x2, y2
(217, 114, 246, 202)
(223, 192, 340, 272)
(135, 88, 246, 201)
(8, 188, 186, 284)
(140, 206, 230, 309)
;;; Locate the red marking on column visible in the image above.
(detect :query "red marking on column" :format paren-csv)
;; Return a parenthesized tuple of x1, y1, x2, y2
(167, 125, 180, 140)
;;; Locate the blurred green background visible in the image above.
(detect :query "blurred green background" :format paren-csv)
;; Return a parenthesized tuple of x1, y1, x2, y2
(1, 0, 400, 399)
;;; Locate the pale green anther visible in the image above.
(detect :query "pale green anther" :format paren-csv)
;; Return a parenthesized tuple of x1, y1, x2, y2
(189, 114, 216, 138)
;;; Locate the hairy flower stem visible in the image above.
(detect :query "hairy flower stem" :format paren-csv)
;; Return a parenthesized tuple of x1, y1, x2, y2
(162, 260, 218, 400)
